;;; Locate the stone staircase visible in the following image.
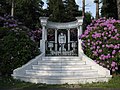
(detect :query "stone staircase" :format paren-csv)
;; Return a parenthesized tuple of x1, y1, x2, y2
(12, 55, 112, 84)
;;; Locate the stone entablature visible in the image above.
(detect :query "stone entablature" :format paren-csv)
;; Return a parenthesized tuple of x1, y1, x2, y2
(47, 20, 82, 29)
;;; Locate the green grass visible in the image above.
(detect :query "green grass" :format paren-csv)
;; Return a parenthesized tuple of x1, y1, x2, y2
(0, 76, 120, 89)
(81, 76, 120, 88)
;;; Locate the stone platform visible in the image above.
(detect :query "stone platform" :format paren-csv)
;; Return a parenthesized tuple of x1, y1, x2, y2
(12, 54, 112, 84)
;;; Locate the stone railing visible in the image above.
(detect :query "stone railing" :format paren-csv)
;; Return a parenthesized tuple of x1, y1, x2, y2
(12, 53, 45, 76)
(45, 41, 78, 56)
(80, 52, 111, 76)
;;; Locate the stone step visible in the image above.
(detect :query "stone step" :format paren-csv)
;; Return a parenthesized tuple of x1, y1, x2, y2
(12, 55, 112, 85)
(42, 57, 81, 61)
(32, 65, 91, 70)
(38, 61, 86, 65)
(38, 59, 84, 63)
(13, 74, 110, 84)
(26, 69, 98, 76)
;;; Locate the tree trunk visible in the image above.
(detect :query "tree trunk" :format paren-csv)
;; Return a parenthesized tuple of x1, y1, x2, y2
(82, 0, 85, 17)
(96, 0, 99, 19)
(11, 0, 14, 17)
(117, 0, 120, 19)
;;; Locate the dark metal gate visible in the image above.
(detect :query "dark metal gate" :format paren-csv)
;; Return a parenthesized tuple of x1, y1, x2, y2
(45, 41, 78, 56)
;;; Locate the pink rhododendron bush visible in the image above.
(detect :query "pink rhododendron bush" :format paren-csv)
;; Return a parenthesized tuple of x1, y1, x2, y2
(80, 18, 120, 73)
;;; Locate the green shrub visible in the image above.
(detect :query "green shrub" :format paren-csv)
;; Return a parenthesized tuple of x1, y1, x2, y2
(0, 27, 40, 76)
(80, 18, 120, 73)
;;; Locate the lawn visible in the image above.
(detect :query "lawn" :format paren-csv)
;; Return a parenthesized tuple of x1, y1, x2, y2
(0, 75, 120, 90)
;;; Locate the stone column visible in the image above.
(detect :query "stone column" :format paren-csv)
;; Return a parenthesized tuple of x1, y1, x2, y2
(55, 29, 58, 51)
(42, 26, 45, 40)
(76, 17, 83, 57)
(67, 29, 70, 51)
(40, 25, 46, 53)
(78, 26, 84, 56)
(39, 17, 48, 53)
(78, 25, 82, 36)
(45, 28, 47, 40)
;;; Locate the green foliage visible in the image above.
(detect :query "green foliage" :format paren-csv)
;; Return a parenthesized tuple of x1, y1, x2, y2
(0, 27, 40, 76)
(48, 0, 66, 22)
(0, 0, 11, 16)
(64, 0, 80, 22)
(0, 0, 44, 29)
(83, 12, 92, 32)
(101, 0, 118, 19)
(0, 27, 10, 38)
(14, 0, 44, 28)
(47, 0, 81, 22)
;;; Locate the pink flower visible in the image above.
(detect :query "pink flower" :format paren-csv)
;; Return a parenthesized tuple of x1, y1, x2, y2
(106, 32, 108, 35)
(87, 43, 90, 45)
(112, 56, 114, 58)
(102, 45, 105, 47)
(80, 17, 120, 73)
(104, 37, 107, 39)
(115, 67, 118, 70)
(114, 29, 118, 33)
(111, 61, 116, 67)
(119, 50, 120, 53)
(97, 46, 100, 49)
(104, 27, 107, 30)
(112, 69, 115, 72)
(112, 50, 116, 55)
(99, 49, 102, 53)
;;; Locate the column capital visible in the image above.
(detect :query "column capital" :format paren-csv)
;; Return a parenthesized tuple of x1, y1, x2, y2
(67, 29, 70, 31)
(39, 17, 49, 26)
(76, 17, 83, 25)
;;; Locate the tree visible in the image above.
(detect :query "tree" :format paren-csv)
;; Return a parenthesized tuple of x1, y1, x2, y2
(94, 0, 99, 19)
(64, 0, 80, 22)
(0, 0, 44, 29)
(83, 12, 92, 32)
(101, 0, 118, 19)
(14, 0, 44, 29)
(82, 0, 85, 17)
(117, 0, 120, 19)
(11, 0, 14, 17)
(0, 27, 40, 76)
(0, 0, 11, 16)
(48, 0, 66, 22)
